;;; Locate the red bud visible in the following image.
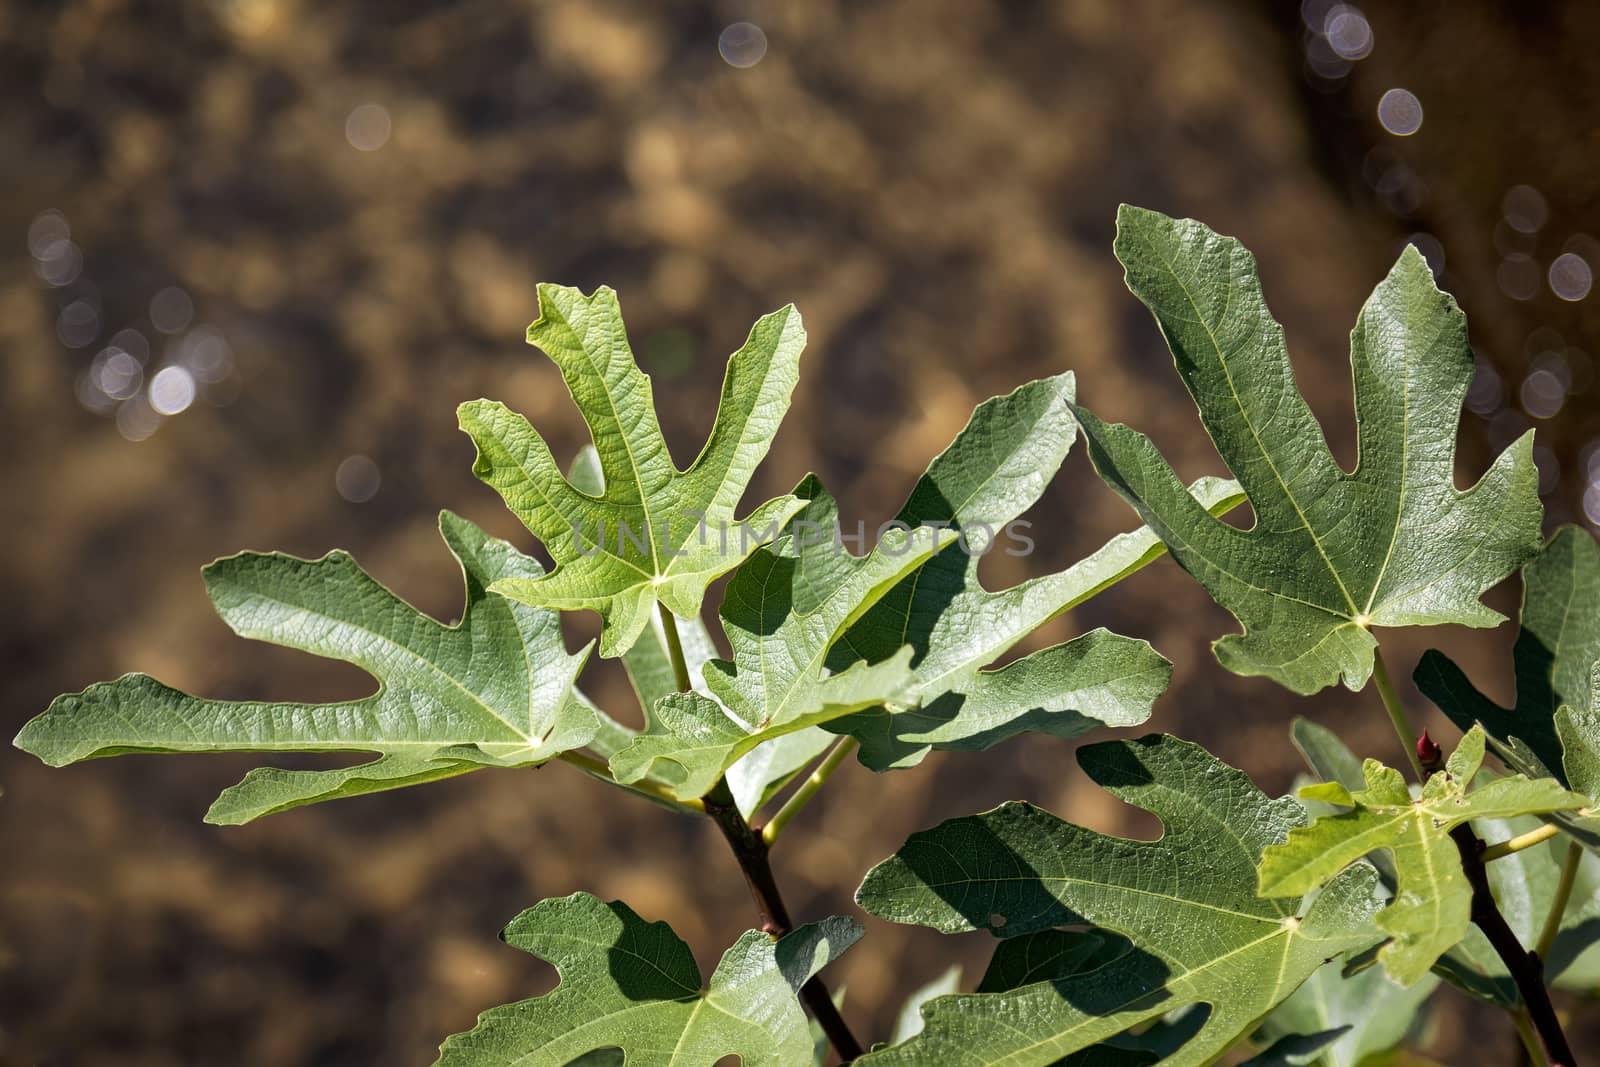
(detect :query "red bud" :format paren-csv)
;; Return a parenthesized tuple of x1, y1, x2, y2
(1416, 729, 1443, 768)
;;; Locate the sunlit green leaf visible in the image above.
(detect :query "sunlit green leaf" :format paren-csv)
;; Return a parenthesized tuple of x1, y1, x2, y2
(1289, 718, 1600, 1005)
(15, 512, 596, 823)
(609, 476, 950, 800)
(1073, 206, 1541, 695)
(435, 892, 859, 1067)
(459, 285, 807, 658)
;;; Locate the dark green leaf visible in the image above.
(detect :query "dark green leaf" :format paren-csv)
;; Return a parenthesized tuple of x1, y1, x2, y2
(855, 735, 1382, 1065)
(1072, 206, 1541, 694)
(827, 373, 1244, 770)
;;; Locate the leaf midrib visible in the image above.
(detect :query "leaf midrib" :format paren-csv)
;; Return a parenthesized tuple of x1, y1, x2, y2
(1155, 247, 1360, 618)
(231, 591, 531, 743)
(574, 303, 665, 579)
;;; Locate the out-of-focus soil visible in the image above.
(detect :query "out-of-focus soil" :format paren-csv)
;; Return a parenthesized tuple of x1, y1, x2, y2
(1, 3, 1596, 1064)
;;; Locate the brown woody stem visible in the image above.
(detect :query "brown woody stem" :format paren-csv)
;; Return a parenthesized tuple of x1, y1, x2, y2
(1368, 647, 1575, 1067)
(706, 780, 863, 1062)
(1451, 824, 1575, 1067)
(655, 605, 861, 1062)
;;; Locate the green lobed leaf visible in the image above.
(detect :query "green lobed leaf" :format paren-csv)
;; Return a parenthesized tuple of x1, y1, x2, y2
(14, 512, 597, 823)
(975, 929, 1135, 994)
(567, 442, 722, 726)
(976, 930, 1193, 1066)
(1416, 525, 1600, 849)
(609, 476, 951, 800)
(608, 374, 1243, 809)
(1258, 726, 1585, 986)
(459, 284, 808, 659)
(825, 372, 1246, 771)
(855, 734, 1383, 1066)
(1072, 205, 1542, 695)
(435, 892, 859, 1067)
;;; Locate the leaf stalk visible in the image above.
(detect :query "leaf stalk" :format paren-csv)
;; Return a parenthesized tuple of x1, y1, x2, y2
(1482, 823, 1563, 863)
(659, 607, 694, 694)
(762, 737, 859, 846)
(1514, 1007, 1551, 1067)
(1371, 647, 1426, 780)
(555, 750, 704, 814)
(1536, 842, 1583, 963)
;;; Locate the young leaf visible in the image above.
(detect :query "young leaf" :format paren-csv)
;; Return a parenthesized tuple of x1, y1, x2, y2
(1072, 206, 1542, 695)
(565, 442, 781, 810)
(14, 512, 596, 823)
(566, 442, 722, 719)
(1257, 727, 1585, 985)
(1416, 525, 1600, 848)
(1254, 957, 1437, 1067)
(435, 892, 859, 1067)
(855, 734, 1383, 1066)
(609, 476, 953, 799)
(459, 285, 807, 658)
(826, 372, 1246, 770)
(1290, 718, 1600, 1005)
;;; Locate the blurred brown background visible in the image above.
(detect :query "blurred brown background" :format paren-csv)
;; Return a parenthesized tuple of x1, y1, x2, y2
(2, 2, 1597, 1064)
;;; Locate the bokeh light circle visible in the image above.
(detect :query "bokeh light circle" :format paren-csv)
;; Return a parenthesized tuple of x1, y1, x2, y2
(1377, 88, 1423, 136)
(719, 23, 768, 68)
(345, 104, 392, 151)
(336, 455, 382, 503)
(149, 366, 197, 415)
(1548, 253, 1592, 301)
